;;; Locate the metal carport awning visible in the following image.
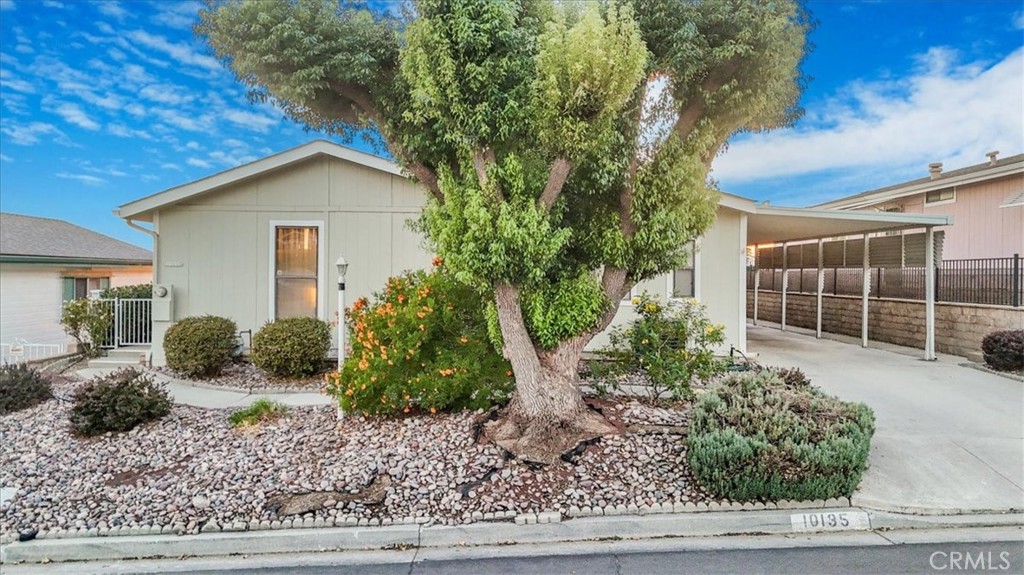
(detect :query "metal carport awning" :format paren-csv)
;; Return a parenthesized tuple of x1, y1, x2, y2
(744, 206, 953, 361)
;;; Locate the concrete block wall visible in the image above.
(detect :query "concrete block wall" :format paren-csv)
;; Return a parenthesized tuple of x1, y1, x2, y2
(747, 290, 1024, 359)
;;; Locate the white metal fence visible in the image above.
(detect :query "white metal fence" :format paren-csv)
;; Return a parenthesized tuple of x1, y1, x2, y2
(97, 298, 153, 348)
(0, 341, 68, 365)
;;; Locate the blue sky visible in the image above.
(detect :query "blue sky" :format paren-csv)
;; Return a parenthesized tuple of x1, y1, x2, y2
(1, 1, 1022, 248)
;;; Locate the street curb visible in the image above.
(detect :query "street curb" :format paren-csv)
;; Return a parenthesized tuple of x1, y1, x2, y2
(3, 507, 1021, 565)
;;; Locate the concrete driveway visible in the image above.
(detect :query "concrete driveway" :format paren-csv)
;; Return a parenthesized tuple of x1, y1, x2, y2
(747, 325, 1024, 515)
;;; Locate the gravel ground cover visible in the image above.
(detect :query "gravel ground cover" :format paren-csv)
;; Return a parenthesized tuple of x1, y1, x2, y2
(0, 379, 708, 539)
(150, 362, 323, 392)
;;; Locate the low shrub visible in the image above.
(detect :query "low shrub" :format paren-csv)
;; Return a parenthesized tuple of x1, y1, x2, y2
(981, 330, 1024, 372)
(592, 293, 726, 400)
(69, 368, 172, 436)
(99, 283, 153, 299)
(687, 370, 875, 502)
(229, 398, 288, 428)
(325, 265, 513, 415)
(164, 315, 237, 378)
(251, 317, 331, 377)
(0, 364, 52, 416)
(61, 298, 112, 358)
(753, 365, 811, 390)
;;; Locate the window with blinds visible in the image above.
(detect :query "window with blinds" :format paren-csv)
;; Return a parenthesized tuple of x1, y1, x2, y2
(274, 226, 318, 319)
(62, 277, 109, 301)
(672, 241, 696, 298)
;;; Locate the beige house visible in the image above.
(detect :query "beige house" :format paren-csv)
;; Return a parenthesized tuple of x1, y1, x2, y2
(813, 152, 1023, 260)
(0, 213, 152, 362)
(118, 140, 951, 366)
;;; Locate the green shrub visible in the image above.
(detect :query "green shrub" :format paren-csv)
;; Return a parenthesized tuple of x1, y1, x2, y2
(592, 293, 726, 400)
(981, 330, 1024, 372)
(164, 315, 237, 378)
(0, 364, 52, 416)
(252, 317, 331, 377)
(325, 266, 513, 415)
(61, 298, 112, 358)
(69, 368, 172, 436)
(687, 370, 875, 502)
(229, 398, 288, 428)
(99, 283, 153, 299)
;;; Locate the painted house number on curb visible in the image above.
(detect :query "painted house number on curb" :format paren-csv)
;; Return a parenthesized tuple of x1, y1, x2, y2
(790, 511, 870, 532)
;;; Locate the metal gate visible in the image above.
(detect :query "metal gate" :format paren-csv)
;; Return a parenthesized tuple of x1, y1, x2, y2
(98, 298, 152, 348)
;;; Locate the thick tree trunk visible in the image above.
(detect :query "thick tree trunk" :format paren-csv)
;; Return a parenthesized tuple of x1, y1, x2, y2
(486, 283, 618, 464)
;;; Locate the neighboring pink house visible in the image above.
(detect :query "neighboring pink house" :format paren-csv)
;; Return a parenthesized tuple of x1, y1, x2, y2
(813, 151, 1023, 260)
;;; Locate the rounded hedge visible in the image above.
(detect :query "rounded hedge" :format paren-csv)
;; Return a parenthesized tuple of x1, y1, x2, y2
(251, 317, 331, 377)
(0, 363, 52, 416)
(164, 315, 237, 378)
(687, 370, 875, 502)
(981, 329, 1024, 372)
(69, 368, 171, 436)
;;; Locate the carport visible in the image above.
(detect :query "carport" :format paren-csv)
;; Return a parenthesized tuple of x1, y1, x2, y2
(741, 204, 953, 360)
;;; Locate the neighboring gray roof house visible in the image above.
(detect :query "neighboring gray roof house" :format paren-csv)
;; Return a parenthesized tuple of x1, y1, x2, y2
(0, 213, 152, 265)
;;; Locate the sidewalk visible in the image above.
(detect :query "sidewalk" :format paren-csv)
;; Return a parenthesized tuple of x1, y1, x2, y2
(748, 324, 1024, 515)
(73, 367, 334, 409)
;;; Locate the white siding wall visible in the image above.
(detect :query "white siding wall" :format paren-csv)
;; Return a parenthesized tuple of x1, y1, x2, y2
(0, 263, 152, 349)
(0, 264, 66, 347)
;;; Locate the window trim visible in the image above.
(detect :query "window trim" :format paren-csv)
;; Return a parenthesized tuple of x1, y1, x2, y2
(924, 187, 956, 206)
(268, 220, 326, 321)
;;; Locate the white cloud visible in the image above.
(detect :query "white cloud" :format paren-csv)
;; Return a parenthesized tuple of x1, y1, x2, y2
(160, 162, 182, 171)
(186, 157, 213, 169)
(96, 1, 129, 22)
(108, 123, 152, 140)
(185, 140, 200, 150)
(139, 83, 194, 106)
(126, 30, 221, 73)
(1014, 12, 1024, 30)
(0, 153, 12, 162)
(96, 21, 114, 35)
(151, 1, 200, 29)
(1, 120, 66, 145)
(123, 103, 146, 117)
(57, 172, 105, 185)
(0, 1, 14, 12)
(0, 69, 36, 93)
(42, 1, 64, 7)
(152, 108, 205, 132)
(210, 149, 257, 167)
(52, 102, 100, 130)
(223, 109, 276, 133)
(714, 48, 1024, 194)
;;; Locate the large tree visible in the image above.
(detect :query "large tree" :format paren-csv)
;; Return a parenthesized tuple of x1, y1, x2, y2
(198, 0, 810, 463)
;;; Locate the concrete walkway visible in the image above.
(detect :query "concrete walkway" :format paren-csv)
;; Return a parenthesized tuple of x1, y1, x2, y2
(748, 324, 1024, 515)
(73, 368, 333, 409)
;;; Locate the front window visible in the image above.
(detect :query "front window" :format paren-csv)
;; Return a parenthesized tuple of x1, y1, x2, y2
(62, 277, 109, 301)
(925, 188, 955, 204)
(671, 241, 696, 298)
(274, 226, 318, 319)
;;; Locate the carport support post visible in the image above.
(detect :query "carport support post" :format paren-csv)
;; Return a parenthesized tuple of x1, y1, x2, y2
(816, 238, 824, 339)
(924, 226, 936, 360)
(861, 233, 870, 348)
(780, 242, 788, 331)
(753, 265, 760, 325)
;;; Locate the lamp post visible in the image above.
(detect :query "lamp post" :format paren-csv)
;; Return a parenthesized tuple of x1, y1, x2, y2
(336, 256, 348, 421)
(335, 256, 349, 371)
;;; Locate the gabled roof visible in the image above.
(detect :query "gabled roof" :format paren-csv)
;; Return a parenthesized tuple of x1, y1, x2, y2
(117, 140, 404, 220)
(0, 213, 152, 264)
(812, 153, 1024, 210)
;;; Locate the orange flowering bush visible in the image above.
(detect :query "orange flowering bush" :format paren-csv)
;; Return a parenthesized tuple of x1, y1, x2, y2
(325, 267, 512, 415)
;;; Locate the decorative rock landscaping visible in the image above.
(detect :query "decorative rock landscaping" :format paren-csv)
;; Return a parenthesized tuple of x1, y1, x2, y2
(0, 375, 854, 545)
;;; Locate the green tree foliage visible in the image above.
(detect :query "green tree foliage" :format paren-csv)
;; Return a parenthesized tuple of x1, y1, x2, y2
(199, 0, 810, 429)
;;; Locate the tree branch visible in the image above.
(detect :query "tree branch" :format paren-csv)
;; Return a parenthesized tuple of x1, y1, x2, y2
(329, 80, 443, 201)
(672, 60, 740, 141)
(538, 156, 571, 211)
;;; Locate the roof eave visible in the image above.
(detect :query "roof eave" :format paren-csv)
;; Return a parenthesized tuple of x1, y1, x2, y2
(0, 255, 153, 266)
(812, 160, 1024, 210)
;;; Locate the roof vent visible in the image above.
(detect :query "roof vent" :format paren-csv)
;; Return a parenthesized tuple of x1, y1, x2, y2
(986, 150, 999, 166)
(928, 162, 943, 180)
